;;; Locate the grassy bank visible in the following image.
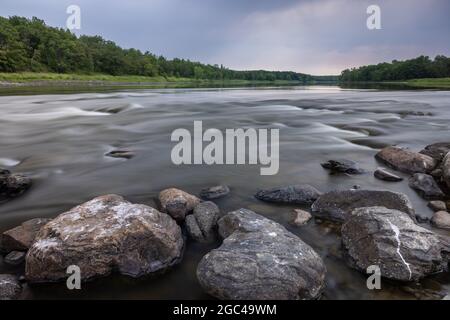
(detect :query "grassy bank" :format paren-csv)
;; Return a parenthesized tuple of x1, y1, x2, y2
(405, 78, 450, 88)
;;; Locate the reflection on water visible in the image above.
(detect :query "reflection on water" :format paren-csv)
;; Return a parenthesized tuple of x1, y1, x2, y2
(0, 85, 449, 299)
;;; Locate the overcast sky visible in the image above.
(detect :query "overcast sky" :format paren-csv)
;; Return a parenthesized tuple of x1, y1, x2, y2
(1, 0, 449, 75)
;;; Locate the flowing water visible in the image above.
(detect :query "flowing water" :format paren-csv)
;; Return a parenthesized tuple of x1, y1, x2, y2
(0, 85, 449, 299)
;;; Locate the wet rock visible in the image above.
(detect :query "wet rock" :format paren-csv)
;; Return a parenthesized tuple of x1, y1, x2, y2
(375, 146, 437, 173)
(428, 201, 447, 212)
(431, 211, 450, 230)
(408, 173, 445, 200)
(290, 209, 312, 226)
(200, 185, 230, 200)
(374, 167, 403, 182)
(255, 184, 321, 205)
(342, 206, 448, 282)
(1, 218, 51, 252)
(159, 188, 201, 221)
(311, 189, 415, 223)
(420, 143, 450, 162)
(105, 150, 135, 159)
(25, 194, 184, 283)
(4, 251, 26, 266)
(321, 159, 366, 174)
(185, 202, 220, 243)
(442, 152, 450, 189)
(197, 209, 326, 300)
(0, 274, 22, 300)
(0, 169, 32, 203)
(430, 168, 443, 178)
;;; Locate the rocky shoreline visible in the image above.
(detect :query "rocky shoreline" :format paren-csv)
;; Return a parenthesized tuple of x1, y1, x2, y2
(1, 143, 450, 300)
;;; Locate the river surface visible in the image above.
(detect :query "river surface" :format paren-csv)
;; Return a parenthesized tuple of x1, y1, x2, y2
(0, 85, 449, 299)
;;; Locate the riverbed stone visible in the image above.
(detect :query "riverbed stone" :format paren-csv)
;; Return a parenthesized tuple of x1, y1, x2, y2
(374, 167, 403, 182)
(442, 152, 450, 189)
(200, 185, 230, 200)
(321, 159, 366, 174)
(375, 146, 437, 173)
(420, 143, 450, 162)
(311, 189, 415, 223)
(428, 201, 447, 212)
(197, 209, 326, 300)
(0, 218, 51, 253)
(342, 206, 448, 282)
(408, 173, 445, 200)
(255, 184, 321, 205)
(159, 188, 201, 221)
(0, 169, 32, 203)
(185, 201, 220, 243)
(25, 194, 184, 283)
(290, 209, 312, 226)
(431, 211, 450, 230)
(4, 251, 26, 266)
(0, 274, 22, 300)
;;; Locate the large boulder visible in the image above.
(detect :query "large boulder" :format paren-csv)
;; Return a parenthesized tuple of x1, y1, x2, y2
(420, 143, 450, 162)
(408, 173, 445, 200)
(255, 184, 321, 205)
(197, 209, 326, 300)
(311, 189, 415, 223)
(1, 218, 51, 253)
(375, 146, 437, 173)
(0, 169, 32, 203)
(159, 188, 201, 221)
(443, 152, 450, 189)
(342, 207, 448, 282)
(321, 159, 366, 174)
(0, 274, 22, 300)
(185, 202, 220, 243)
(25, 195, 183, 283)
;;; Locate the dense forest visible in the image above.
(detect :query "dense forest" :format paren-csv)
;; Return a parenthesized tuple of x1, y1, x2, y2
(0, 16, 314, 82)
(341, 55, 450, 82)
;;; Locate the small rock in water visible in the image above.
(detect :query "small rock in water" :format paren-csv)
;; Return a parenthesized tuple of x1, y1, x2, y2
(0, 274, 22, 300)
(321, 159, 366, 174)
(199, 185, 230, 200)
(105, 150, 135, 159)
(431, 211, 450, 230)
(185, 201, 220, 243)
(419, 142, 450, 162)
(290, 209, 312, 226)
(255, 184, 321, 205)
(428, 201, 447, 212)
(0, 169, 32, 203)
(374, 167, 403, 182)
(4, 251, 26, 266)
(375, 146, 437, 173)
(1, 218, 51, 252)
(415, 215, 430, 224)
(159, 188, 201, 221)
(408, 173, 445, 200)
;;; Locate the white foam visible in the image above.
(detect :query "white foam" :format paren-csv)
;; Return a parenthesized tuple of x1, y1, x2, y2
(0, 158, 20, 167)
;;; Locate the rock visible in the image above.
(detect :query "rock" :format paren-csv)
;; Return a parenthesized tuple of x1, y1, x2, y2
(428, 201, 447, 212)
(0, 274, 22, 300)
(311, 189, 415, 223)
(4, 251, 26, 266)
(255, 184, 321, 205)
(342, 206, 448, 282)
(375, 146, 437, 173)
(420, 143, 450, 162)
(408, 173, 445, 200)
(415, 215, 430, 224)
(197, 209, 326, 300)
(0, 169, 32, 203)
(430, 168, 443, 178)
(0, 218, 51, 252)
(431, 211, 450, 230)
(185, 202, 220, 243)
(442, 152, 450, 189)
(105, 150, 135, 159)
(159, 188, 201, 221)
(25, 194, 184, 283)
(290, 209, 312, 226)
(321, 159, 366, 174)
(374, 167, 403, 182)
(200, 185, 230, 200)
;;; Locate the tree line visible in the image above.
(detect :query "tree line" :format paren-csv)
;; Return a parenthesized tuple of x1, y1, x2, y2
(341, 55, 450, 82)
(0, 16, 313, 82)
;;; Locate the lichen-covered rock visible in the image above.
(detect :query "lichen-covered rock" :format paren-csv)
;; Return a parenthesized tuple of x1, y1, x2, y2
(290, 209, 312, 226)
(159, 188, 201, 221)
(443, 152, 450, 189)
(311, 189, 415, 223)
(408, 173, 445, 200)
(200, 185, 230, 200)
(321, 159, 366, 174)
(375, 146, 437, 173)
(25, 194, 183, 283)
(431, 211, 450, 230)
(1, 218, 51, 252)
(255, 184, 321, 205)
(197, 209, 326, 300)
(342, 206, 448, 282)
(185, 202, 220, 243)
(420, 143, 450, 162)
(374, 167, 403, 182)
(0, 169, 32, 203)
(0, 274, 22, 300)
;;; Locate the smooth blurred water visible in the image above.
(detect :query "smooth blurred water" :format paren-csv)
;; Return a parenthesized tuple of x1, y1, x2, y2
(0, 85, 449, 299)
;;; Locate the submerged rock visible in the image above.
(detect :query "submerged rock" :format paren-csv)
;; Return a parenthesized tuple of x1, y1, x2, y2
(321, 159, 366, 174)
(200, 185, 230, 200)
(290, 209, 312, 226)
(408, 173, 445, 200)
(185, 202, 220, 243)
(0, 274, 22, 300)
(375, 146, 437, 173)
(431, 211, 450, 230)
(197, 209, 326, 300)
(428, 201, 447, 212)
(255, 184, 321, 205)
(25, 194, 184, 283)
(342, 206, 448, 282)
(159, 188, 201, 221)
(105, 150, 135, 159)
(4, 251, 26, 266)
(311, 189, 415, 223)
(420, 143, 450, 162)
(374, 167, 403, 182)
(0, 169, 32, 203)
(1, 218, 51, 252)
